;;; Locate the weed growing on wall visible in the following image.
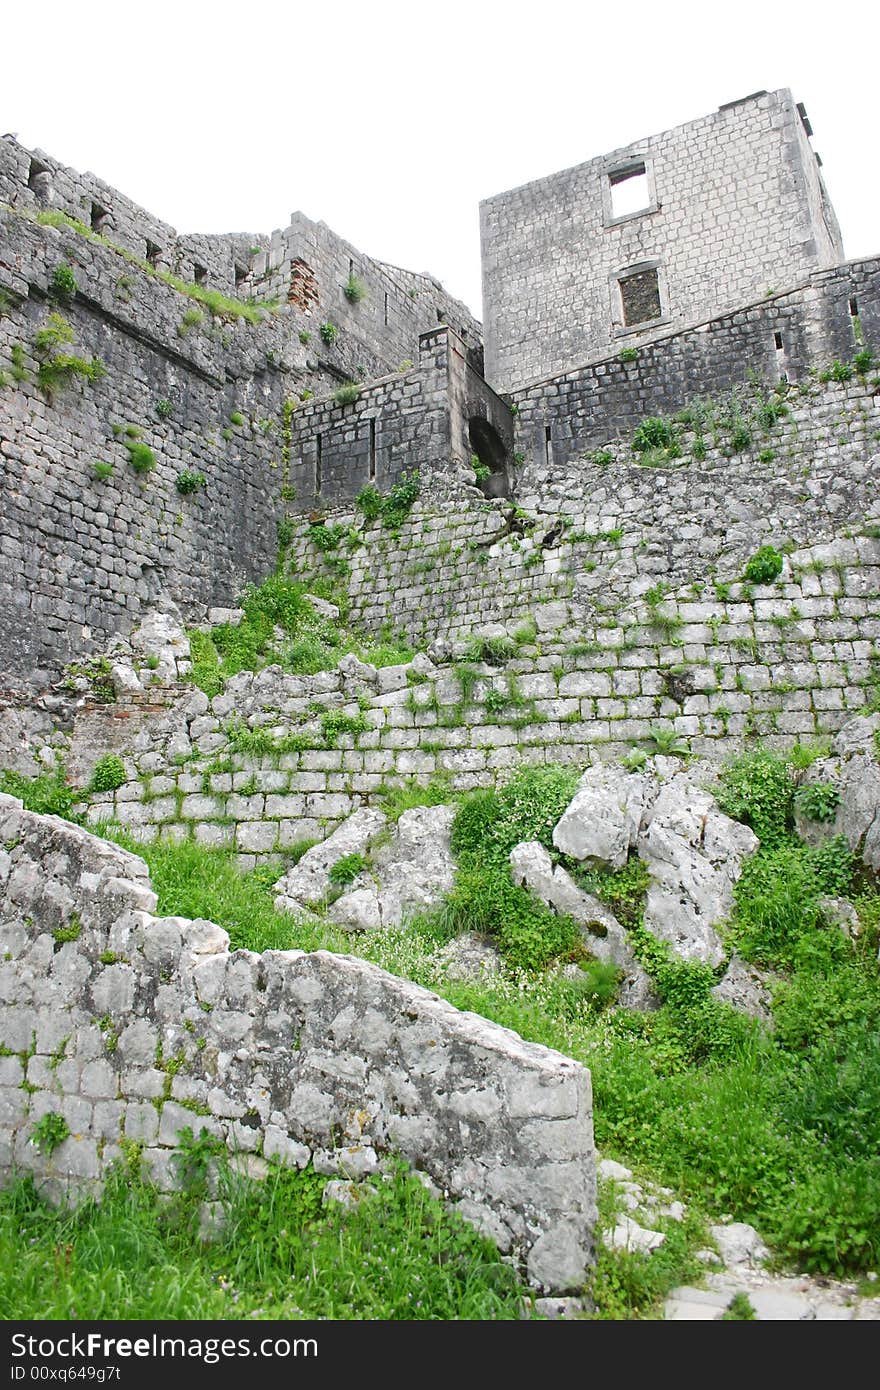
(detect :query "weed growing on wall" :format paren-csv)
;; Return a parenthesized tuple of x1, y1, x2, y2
(743, 545, 784, 584)
(88, 755, 127, 793)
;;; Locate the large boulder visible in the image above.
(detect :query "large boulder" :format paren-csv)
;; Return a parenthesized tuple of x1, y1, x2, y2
(710, 953, 773, 1023)
(326, 804, 457, 932)
(638, 775, 758, 966)
(273, 807, 387, 912)
(552, 766, 655, 870)
(508, 841, 656, 1009)
(793, 714, 880, 872)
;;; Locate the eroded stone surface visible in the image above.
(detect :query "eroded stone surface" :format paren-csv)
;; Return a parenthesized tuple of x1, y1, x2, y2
(0, 796, 597, 1292)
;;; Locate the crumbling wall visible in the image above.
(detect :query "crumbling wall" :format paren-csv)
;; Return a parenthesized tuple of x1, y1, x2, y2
(0, 206, 284, 689)
(481, 89, 844, 391)
(0, 793, 596, 1292)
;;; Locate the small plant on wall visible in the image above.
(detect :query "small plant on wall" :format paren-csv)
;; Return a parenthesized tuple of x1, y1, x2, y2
(343, 273, 367, 304)
(319, 322, 339, 346)
(743, 545, 783, 584)
(176, 470, 207, 495)
(333, 383, 360, 407)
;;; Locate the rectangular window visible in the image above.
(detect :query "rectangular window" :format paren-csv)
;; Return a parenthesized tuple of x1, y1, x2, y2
(609, 163, 650, 220)
(619, 268, 661, 327)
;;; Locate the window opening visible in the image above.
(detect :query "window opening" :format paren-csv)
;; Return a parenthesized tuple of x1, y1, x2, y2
(610, 163, 650, 219)
(619, 268, 661, 327)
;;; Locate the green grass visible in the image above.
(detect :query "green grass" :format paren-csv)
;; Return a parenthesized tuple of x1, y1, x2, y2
(188, 573, 416, 698)
(0, 1160, 526, 1320)
(0, 768, 81, 819)
(107, 832, 342, 954)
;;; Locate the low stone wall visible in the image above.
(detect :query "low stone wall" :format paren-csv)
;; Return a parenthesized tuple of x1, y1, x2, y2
(510, 256, 880, 462)
(0, 794, 596, 1291)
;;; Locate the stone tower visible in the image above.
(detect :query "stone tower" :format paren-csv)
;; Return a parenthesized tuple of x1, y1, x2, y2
(479, 89, 843, 392)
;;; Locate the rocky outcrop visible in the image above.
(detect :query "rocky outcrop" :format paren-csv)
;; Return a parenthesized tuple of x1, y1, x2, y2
(0, 793, 597, 1293)
(273, 807, 388, 912)
(638, 775, 759, 967)
(311, 804, 457, 933)
(794, 714, 880, 873)
(508, 841, 656, 1009)
(552, 764, 758, 969)
(552, 766, 655, 870)
(710, 954, 773, 1023)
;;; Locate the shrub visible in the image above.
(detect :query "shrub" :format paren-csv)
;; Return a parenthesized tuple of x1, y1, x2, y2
(299, 330, 311, 345)
(333, 383, 360, 406)
(89, 755, 127, 793)
(319, 322, 338, 346)
(124, 441, 156, 476)
(743, 544, 783, 584)
(446, 766, 585, 970)
(355, 484, 382, 523)
(33, 312, 74, 353)
(619, 347, 638, 364)
(717, 749, 794, 846)
(853, 347, 875, 375)
(229, 411, 244, 426)
(277, 516, 295, 548)
(50, 263, 77, 299)
(632, 416, 674, 453)
(343, 273, 367, 304)
(176, 470, 206, 495)
(0, 769, 79, 820)
(795, 782, 840, 823)
(329, 853, 367, 887)
(155, 398, 173, 419)
(381, 472, 419, 531)
(92, 460, 113, 481)
(29, 1113, 69, 1156)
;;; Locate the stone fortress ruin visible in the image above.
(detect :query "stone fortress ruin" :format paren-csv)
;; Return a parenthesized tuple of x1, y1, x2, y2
(0, 89, 878, 1296)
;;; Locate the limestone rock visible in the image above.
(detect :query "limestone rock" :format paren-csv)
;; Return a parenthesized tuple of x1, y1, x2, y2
(110, 662, 143, 695)
(793, 715, 880, 872)
(324, 804, 457, 932)
(709, 1221, 769, 1268)
(639, 774, 758, 966)
(711, 953, 773, 1023)
(817, 895, 860, 937)
(553, 766, 655, 870)
(330, 887, 382, 933)
(370, 804, 457, 928)
(604, 1215, 665, 1254)
(304, 594, 340, 621)
(508, 840, 656, 1009)
(273, 807, 387, 911)
(129, 608, 190, 683)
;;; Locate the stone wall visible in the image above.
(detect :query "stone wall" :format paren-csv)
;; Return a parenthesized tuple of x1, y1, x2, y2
(511, 258, 880, 466)
(481, 88, 843, 391)
(0, 794, 596, 1291)
(0, 206, 285, 689)
(250, 211, 482, 374)
(62, 374, 878, 860)
(0, 141, 493, 692)
(285, 326, 512, 506)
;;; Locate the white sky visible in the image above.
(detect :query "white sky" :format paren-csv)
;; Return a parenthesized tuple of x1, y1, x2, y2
(2, 0, 876, 318)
